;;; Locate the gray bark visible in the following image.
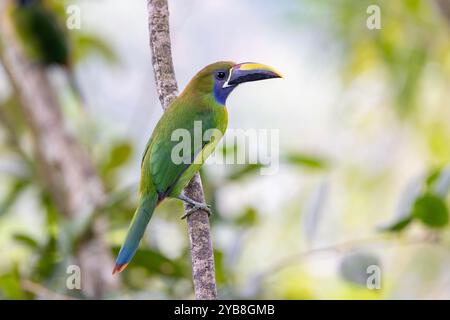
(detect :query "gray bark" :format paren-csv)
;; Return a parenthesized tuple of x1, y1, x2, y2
(147, 0, 218, 300)
(435, 0, 450, 22)
(0, 0, 118, 298)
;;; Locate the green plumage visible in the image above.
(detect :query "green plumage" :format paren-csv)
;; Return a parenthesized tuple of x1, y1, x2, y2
(141, 66, 229, 198)
(114, 62, 232, 271)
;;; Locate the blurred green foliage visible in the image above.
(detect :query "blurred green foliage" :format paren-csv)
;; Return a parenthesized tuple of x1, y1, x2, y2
(301, 0, 450, 117)
(0, 0, 449, 300)
(382, 167, 450, 231)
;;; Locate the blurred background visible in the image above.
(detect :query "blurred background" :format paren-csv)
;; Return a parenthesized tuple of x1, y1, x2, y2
(0, 0, 449, 299)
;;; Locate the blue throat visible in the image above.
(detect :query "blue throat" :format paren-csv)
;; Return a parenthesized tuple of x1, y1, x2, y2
(213, 81, 235, 105)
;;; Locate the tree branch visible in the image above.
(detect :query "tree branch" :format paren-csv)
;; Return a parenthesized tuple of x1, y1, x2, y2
(435, 0, 450, 23)
(147, 0, 217, 300)
(0, 1, 118, 298)
(251, 233, 446, 287)
(237, 234, 438, 298)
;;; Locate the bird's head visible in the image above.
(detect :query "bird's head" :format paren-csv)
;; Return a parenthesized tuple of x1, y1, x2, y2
(184, 61, 282, 105)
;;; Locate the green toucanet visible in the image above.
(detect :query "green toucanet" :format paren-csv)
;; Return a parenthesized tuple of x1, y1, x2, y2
(113, 61, 282, 274)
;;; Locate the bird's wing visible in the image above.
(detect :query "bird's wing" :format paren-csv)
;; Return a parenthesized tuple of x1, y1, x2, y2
(141, 105, 215, 197)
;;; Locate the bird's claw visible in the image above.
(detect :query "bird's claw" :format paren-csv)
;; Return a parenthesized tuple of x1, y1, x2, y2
(181, 203, 211, 220)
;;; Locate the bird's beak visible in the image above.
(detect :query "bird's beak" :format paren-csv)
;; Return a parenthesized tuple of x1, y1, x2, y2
(223, 62, 283, 88)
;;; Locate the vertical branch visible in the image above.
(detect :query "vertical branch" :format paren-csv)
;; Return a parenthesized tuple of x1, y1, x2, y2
(147, 0, 217, 300)
(0, 1, 117, 298)
(435, 0, 450, 22)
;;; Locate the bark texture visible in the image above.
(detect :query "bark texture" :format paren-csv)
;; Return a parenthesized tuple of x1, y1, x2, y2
(0, 0, 117, 298)
(147, 0, 217, 300)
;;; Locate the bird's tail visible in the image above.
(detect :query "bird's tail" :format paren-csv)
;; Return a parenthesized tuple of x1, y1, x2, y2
(113, 193, 158, 274)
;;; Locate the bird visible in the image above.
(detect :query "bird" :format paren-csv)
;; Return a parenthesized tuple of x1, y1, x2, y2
(10, 0, 86, 109)
(113, 61, 282, 274)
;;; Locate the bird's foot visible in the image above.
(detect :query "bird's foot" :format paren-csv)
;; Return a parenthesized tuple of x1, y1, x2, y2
(178, 194, 211, 219)
(181, 203, 211, 220)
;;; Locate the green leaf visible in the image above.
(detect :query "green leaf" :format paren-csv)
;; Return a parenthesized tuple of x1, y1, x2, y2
(34, 236, 61, 281)
(235, 207, 258, 226)
(285, 153, 329, 170)
(13, 233, 40, 249)
(101, 142, 133, 175)
(379, 216, 413, 232)
(0, 179, 28, 216)
(227, 164, 264, 181)
(0, 266, 28, 299)
(379, 174, 423, 232)
(73, 33, 119, 65)
(412, 193, 449, 228)
(425, 168, 442, 188)
(110, 142, 133, 168)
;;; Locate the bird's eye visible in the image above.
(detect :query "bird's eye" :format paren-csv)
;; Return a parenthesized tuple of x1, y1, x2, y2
(217, 71, 226, 80)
